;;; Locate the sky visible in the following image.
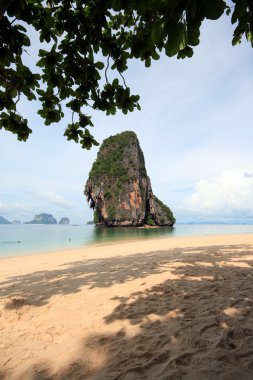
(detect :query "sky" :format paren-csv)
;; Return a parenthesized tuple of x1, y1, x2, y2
(1, 14, 253, 224)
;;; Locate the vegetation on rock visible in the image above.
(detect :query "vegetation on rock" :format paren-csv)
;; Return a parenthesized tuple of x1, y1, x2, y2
(153, 195, 176, 225)
(89, 131, 146, 190)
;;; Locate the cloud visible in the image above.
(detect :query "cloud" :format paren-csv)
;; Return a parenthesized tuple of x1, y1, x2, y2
(183, 170, 253, 218)
(244, 172, 253, 178)
(0, 199, 33, 220)
(36, 191, 72, 209)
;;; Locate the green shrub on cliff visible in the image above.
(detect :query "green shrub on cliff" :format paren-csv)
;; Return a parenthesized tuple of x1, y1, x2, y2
(94, 209, 99, 224)
(107, 205, 116, 219)
(153, 196, 176, 224)
(89, 131, 146, 189)
(146, 215, 155, 226)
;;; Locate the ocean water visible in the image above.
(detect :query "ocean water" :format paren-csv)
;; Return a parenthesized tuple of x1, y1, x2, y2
(1, 223, 253, 258)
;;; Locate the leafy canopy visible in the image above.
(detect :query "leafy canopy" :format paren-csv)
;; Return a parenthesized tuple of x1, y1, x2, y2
(1, 0, 252, 149)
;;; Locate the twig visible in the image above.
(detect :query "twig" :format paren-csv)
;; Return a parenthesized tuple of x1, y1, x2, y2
(86, 101, 93, 108)
(10, 17, 16, 25)
(105, 55, 110, 84)
(3, 357, 12, 367)
(119, 72, 126, 88)
(111, 57, 127, 87)
(14, 92, 20, 106)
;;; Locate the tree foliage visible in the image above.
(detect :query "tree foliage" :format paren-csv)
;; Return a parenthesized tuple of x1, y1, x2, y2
(1, 0, 252, 148)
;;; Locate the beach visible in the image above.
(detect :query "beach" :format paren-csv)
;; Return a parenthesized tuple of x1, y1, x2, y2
(1, 234, 253, 379)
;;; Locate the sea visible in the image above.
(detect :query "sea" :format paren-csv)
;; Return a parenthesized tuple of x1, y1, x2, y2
(1, 223, 253, 258)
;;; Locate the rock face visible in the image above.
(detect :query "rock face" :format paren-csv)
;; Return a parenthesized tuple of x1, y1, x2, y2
(59, 217, 70, 225)
(84, 131, 175, 227)
(0, 216, 11, 224)
(26, 213, 57, 224)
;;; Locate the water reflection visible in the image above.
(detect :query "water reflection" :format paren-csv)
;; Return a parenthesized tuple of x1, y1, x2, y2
(92, 225, 175, 244)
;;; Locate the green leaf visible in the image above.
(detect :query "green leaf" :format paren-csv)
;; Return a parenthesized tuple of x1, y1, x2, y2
(112, 0, 122, 11)
(232, 34, 242, 45)
(150, 21, 163, 45)
(112, 78, 119, 86)
(246, 31, 253, 47)
(231, 0, 247, 24)
(152, 50, 160, 60)
(202, 0, 226, 20)
(95, 61, 105, 70)
(145, 57, 151, 67)
(165, 22, 183, 57)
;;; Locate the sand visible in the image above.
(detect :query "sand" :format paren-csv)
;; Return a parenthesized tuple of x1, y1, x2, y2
(1, 234, 253, 379)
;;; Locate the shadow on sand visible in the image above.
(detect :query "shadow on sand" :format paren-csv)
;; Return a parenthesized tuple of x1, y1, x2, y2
(1, 244, 253, 379)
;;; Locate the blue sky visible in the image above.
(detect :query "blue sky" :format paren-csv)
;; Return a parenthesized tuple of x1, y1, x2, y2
(1, 14, 253, 224)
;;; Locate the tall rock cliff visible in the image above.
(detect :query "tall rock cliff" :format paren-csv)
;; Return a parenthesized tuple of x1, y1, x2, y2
(84, 131, 175, 227)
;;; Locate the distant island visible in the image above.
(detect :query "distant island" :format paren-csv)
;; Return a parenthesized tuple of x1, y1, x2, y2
(0, 214, 71, 225)
(85, 131, 175, 227)
(59, 217, 70, 225)
(25, 213, 57, 224)
(0, 216, 11, 224)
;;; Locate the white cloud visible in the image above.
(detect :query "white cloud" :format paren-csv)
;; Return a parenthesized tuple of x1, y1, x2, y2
(36, 191, 72, 209)
(244, 172, 253, 178)
(184, 170, 253, 218)
(0, 199, 33, 220)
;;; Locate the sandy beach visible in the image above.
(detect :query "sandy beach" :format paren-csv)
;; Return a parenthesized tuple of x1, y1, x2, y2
(1, 234, 253, 379)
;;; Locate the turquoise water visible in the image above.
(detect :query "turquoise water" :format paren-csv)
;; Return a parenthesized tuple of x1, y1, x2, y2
(1, 224, 253, 258)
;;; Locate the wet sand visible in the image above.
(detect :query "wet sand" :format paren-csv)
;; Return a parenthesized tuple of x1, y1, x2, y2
(1, 234, 253, 379)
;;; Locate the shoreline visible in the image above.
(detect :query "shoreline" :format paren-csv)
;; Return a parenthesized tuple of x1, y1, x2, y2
(1, 230, 253, 260)
(2, 223, 253, 260)
(1, 233, 253, 379)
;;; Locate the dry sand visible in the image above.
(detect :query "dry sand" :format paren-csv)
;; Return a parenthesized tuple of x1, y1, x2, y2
(1, 234, 253, 379)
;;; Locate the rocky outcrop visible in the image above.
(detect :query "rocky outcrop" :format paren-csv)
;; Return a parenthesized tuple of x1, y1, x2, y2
(84, 131, 175, 227)
(59, 217, 70, 225)
(26, 213, 57, 224)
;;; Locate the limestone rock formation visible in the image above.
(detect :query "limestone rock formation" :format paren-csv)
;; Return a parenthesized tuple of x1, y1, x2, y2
(59, 217, 70, 225)
(26, 213, 57, 224)
(84, 131, 175, 227)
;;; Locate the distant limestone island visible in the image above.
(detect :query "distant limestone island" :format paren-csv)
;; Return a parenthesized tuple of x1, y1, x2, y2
(85, 131, 175, 227)
(0, 216, 11, 224)
(25, 214, 70, 225)
(0, 214, 70, 225)
(59, 217, 70, 225)
(0, 216, 21, 225)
